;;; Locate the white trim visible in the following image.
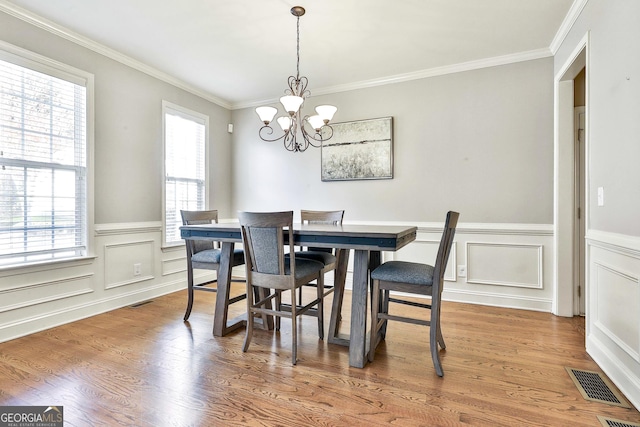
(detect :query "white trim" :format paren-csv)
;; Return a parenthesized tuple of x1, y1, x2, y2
(344, 220, 553, 236)
(587, 230, 640, 258)
(94, 222, 163, 236)
(0, 40, 89, 85)
(549, 0, 589, 55)
(443, 289, 552, 313)
(466, 242, 544, 289)
(233, 48, 553, 110)
(553, 31, 590, 317)
(0, 273, 94, 300)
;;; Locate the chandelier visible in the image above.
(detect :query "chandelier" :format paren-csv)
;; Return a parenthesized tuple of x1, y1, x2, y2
(255, 6, 337, 153)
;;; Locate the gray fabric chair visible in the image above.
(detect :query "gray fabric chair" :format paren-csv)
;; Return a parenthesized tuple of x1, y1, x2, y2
(181, 210, 245, 321)
(239, 211, 325, 365)
(369, 211, 459, 377)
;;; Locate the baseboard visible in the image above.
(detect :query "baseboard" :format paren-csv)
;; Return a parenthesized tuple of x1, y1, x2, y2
(443, 289, 552, 312)
(587, 334, 640, 410)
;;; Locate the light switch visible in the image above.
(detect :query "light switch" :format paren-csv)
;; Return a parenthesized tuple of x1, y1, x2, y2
(597, 187, 604, 206)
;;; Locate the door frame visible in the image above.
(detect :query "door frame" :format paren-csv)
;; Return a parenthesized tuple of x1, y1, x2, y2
(553, 32, 589, 317)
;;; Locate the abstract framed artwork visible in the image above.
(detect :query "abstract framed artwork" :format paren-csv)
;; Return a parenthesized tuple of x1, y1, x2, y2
(320, 117, 393, 181)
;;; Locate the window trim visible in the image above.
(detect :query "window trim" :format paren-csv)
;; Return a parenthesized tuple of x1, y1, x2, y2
(0, 40, 95, 270)
(161, 100, 209, 248)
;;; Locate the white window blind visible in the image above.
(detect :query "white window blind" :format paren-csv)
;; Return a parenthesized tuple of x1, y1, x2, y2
(163, 103, 206, 245)
(0, 55, 87, 267)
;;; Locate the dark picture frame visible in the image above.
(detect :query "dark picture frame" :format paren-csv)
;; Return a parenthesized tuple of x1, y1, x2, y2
(320, 117, 393, 181)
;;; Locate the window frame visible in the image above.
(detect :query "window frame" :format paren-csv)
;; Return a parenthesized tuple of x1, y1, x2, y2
(162, 100, 209, 248)
(0, 41, 94, 270)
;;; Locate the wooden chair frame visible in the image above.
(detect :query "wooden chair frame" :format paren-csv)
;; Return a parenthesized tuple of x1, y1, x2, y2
(181, 210, 245, 321)
(239, 211, 325, 365)
(369, 211, 459, 376)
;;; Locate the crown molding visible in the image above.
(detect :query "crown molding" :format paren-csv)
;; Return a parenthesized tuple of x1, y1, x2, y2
(0, 1, 232, 109)
(549, 0, 589, 55)
(231, 48, 552, 110)
(2, 0, 579, 113)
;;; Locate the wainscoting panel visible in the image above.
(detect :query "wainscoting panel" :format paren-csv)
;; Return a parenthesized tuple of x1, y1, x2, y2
(0, 220, 553, 343)
(104, 239, 155, 289)
(586, 230, 640, 410)
(162, 245, 187, 276)
(466, 242, 543, 289)
(593, 261, 640, 361)
(0, 222, 186, 343)
(348, 221, 554, 312)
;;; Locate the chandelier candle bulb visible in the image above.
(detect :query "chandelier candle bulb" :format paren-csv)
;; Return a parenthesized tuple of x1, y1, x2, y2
(255, 5, 337, 152)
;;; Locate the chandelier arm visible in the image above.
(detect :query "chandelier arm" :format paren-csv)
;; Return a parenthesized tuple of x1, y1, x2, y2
(258, 125, 287, 143)
(300, 126, 323, 148)
(283, 129, 298, 152)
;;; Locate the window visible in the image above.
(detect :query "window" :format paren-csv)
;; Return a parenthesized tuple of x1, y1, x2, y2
(163, 101, 207, 246)
(0, 46, 89, 267)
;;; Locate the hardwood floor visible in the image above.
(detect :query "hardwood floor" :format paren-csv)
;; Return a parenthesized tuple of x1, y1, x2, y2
(1, 285, 638, 426)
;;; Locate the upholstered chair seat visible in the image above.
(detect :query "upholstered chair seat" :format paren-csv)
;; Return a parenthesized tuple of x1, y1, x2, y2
(191, 248, 245, 265)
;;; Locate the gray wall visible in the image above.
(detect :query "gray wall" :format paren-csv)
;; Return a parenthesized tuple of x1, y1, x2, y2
(555, 0, 640, 237)
(0, 11, 234, 223)
(231, 58, 555, 224)
(553, 0, 640, 408)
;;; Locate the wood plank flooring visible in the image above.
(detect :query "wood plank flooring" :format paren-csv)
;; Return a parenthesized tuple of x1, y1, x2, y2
(1, 285, 638, 426)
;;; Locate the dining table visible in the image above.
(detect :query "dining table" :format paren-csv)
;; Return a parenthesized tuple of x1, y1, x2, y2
(180, 222, 417, 368)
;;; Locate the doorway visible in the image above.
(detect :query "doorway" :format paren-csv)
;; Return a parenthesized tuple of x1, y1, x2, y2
(554, 33, 588, 317)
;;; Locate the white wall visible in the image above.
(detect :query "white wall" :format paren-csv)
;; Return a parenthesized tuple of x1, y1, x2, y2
(554, 0, 640, 409)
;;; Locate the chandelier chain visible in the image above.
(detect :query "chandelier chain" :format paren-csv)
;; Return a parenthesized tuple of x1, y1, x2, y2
(296, 15, 300, 80)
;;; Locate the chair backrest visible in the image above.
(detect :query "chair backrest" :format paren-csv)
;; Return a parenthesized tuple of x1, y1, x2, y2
(181, 209, 219, 253)
(301, 210, 344, 252)
(301, 210, 344, 225)
(432, 211, 459, 294)
(239, 211, 295, 289)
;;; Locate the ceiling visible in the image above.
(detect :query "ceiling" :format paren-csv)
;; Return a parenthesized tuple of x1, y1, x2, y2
(3, 0, 576, 109)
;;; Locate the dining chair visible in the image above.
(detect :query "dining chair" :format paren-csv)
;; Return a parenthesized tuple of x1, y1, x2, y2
(239, 211, 325, 365)
(293, 209, 345, 298)
(369, 211, 459, 376)
(293, 210, 348, 340)
(180, 210, 246, 321)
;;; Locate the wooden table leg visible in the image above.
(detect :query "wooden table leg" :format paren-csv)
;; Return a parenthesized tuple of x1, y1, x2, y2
(212, 242, 245, 336)
(348, 249, 370, 368)
(328, 248, 350, 345)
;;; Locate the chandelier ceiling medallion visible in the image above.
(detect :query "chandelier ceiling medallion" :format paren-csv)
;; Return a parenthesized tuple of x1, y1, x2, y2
(255, 6, 337, 153)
